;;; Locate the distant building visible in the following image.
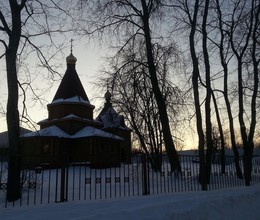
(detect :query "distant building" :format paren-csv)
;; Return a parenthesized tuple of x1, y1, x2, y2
(0, 127, 31, 160)
(96, 91, 132, 163)
(21, 52, 131, 168)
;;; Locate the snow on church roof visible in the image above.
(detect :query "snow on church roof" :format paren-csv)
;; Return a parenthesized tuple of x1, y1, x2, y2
(74, 126, 123, 140)
(100, 107, 124, 128)
(22, 125, 123, 141)
(96, 91, 131, 131)
(0, 127, 32, 148)
(97, 106, 131, 131)
(38, 114, 102, 126)
(22, 126, 70, 138)
(51, 96, 90, 104)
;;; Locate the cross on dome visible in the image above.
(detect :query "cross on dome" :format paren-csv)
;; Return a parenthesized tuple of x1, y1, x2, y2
(70, 38, 74, 53)
(66, 39, 77, 64)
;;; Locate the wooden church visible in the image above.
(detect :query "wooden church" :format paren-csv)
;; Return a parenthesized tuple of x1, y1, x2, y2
(21, 51, 131, 168)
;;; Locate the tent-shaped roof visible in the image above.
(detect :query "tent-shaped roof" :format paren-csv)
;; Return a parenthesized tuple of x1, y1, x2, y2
(52, 53, 89, 103)
(97, 107, 125, 128)
(96, 91, 130, 130)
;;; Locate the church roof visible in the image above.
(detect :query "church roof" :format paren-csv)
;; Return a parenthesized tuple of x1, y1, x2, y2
(22, 125, 123, 140)
(52, 52, 89, 103)
(98, 107, 128, 129)
(0, 127, 32, 148)
(96, 91, 130, 130)
(38, 114, 101, 127)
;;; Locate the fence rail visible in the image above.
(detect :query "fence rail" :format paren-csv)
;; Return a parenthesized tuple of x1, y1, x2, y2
(1, 154, 260, 208)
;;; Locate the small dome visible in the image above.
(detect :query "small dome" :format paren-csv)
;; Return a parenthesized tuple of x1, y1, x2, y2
(105, 90, 111, 103)
(66, 52, 77, 64)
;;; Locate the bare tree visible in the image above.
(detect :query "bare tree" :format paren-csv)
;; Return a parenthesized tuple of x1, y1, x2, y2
(169, 0, 260, 187)
(201, 0, 214, 184)
(100, 39, 186, 171)
(211, 93, 226, 173)
(228, 0, 259, 185)
(0, 0, 72, 201)
(0, 0, 25, 201)
(212, 0, 243, 179)
(184, 0, 207, 189)
(79, 0, 181, 172)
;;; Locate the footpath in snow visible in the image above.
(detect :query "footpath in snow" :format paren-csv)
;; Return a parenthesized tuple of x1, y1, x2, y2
(1, 185, 260, 220)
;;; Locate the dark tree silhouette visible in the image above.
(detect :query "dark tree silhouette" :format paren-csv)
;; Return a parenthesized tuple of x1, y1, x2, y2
(79, 0, 181, 172)
(0, 0, 72, 201)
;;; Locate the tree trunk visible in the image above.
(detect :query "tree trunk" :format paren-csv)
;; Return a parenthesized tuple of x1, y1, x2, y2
(237, 59, 250, 185)
(189, 0, 207, 190)
(236, 55, 253, 185)
(6, 48, 22, 202)
(202, 0, 213, 184)
(6, 0, 23, 202)
(223, 85, 243, 179)
(215, 0, 243, 179)
(243, 2, 259, 186)
(140, 0, 181, 172)
(212, 93, 226, 174)
(243, 143, 253, 186)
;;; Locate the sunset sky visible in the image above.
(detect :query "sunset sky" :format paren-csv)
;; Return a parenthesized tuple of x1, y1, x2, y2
(0, 1, 203, 151)
(0, 39, 106, 131)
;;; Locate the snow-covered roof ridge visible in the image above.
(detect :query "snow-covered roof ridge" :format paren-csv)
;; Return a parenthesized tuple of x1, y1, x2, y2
(21, 125, 123, 141)
(100, 107, 131, 130)
(0, 127, 32, 147)
(74, 126, 124, 140)
(100, 107, 123, 128)
(50, 96, 91, 105)
(22, 126, 70, 138)
(38, 114, 102, 126)
(96, 91, 131, 130)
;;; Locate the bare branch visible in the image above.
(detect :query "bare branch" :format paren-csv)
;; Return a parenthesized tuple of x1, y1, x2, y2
(0, 10, 11, 36)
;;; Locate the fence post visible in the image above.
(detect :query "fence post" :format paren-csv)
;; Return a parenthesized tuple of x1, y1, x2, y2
(142, 154, 150, 195)
(60, 152, 68, 202)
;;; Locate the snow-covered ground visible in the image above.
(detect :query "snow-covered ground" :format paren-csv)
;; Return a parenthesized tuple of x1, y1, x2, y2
(2, 154, 260, 219)
(1, 185, 260, 220)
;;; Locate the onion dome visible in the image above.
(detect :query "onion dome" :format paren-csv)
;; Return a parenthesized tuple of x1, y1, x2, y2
(66, 52, 77, 64)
